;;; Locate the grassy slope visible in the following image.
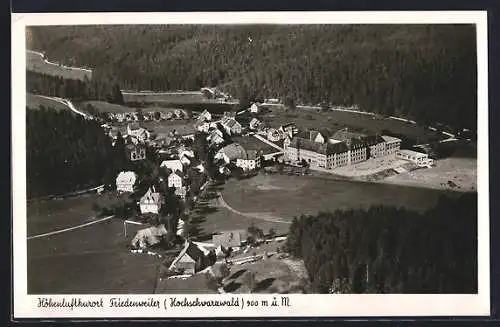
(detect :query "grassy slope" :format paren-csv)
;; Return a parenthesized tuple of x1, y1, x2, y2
(26, 93, 71, 112)
(26, 50, 92, 81)
(261, 106, 443, 144)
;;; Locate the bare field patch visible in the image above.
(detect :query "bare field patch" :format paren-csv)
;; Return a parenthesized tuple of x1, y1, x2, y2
(384, 157, 477, 192)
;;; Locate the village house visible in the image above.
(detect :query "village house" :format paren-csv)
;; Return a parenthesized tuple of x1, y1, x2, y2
(127, 123, 150, 143)
(139, 186, 164, 214)
(214, 143, 247, 165)
(168, 170, 186, 189)
(212, 230, 248, 248)
(396, 149, 434, 167)
(160, 159, 184, 173)
(279, 123, 299, 139)
(266, 128, 286, 142)
(125, 144, 146, 161)
(248, 103, 260, 114)
(235, 148, 261, 171)
(198, 109, 212, 122)
(168, 241, 208, 275)
(249, 117, 261, 130)
(220, 116, 242, 135)
(116, 171, 137, 193)
(207, 127, 225, 146)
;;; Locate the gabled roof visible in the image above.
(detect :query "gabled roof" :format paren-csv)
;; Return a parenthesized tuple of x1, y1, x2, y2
(169, 170, 185, 179)
(169, 241, 206, 270)
(116, 171, 137, 183)
(288, 137, 349, 155)
(218, 143, 247, 161)
(140, 188, 163, 204)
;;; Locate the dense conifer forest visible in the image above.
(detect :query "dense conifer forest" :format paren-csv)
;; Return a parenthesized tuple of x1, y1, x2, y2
(27, 24, 477, 129)
(285, 193, 477, 293)
(26, 107, 118, 198)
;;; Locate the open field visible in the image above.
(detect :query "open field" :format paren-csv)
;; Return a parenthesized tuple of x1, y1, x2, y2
(27, 193, 102, 236)
(27, 193, 163, 294)
(28, 219, 161, 294)
(261, 106, 443, 144)
(26, 93, 71, 112)
(26, 50, 92, 81)
(122, 91, 210, 104)
(383, 157, 477, 192)
(220, 174, 459, 220)
(77, 100, 192, 115)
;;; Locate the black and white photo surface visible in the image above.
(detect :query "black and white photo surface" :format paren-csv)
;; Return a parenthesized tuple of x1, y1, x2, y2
(12, 11, 490, 318)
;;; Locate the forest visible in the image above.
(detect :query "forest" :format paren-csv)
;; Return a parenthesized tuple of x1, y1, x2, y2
(26, 71, 124, 104)
(26, 107, 119, 198)
(285, 192, 477, 293)
(27, 24, 477, 129)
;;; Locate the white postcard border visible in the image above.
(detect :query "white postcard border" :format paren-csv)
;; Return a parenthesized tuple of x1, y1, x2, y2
(12, 11, 490, 318)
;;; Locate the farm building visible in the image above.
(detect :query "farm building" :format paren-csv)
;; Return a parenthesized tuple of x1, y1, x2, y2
(160, 159, 184, 173)
(130, 224, 168, 250)
(267, 128, 286, 142)
(116, 171, 137, 193)
(279, 123, 299, 139)
(396, 149, 434, 167)
(214, 143, 247, 164)
(212, 230, 248, 248)
(168, 241, 208, 275)
(139, 187, 164, 215)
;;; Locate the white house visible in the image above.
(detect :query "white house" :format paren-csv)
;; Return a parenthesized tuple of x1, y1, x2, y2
(220, 117, 242, 135)
(139, 187, 164, 214)
(160, 159, 184, 173)
(168, 170, 186, 188)
(198, 109, 212, 122)
(116, 171, 137, 193)
(267, 128, 285, 142)
(249, 103, 260, 113)
(249, 117, 261, 130)
(195, 121, 211, 133)
(207, 128, 225, 146)
(127, 123, 147, 138)
(235, 149, 261, 171)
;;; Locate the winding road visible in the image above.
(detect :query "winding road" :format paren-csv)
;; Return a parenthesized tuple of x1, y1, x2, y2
(36, 95, 91, 119)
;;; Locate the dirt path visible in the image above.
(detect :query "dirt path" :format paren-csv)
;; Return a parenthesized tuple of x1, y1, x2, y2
(216, 192, 291, 225)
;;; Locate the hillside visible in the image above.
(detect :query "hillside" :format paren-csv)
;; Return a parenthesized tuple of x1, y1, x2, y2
(27, 24, 477, 129)
(26, 50, 92, 81)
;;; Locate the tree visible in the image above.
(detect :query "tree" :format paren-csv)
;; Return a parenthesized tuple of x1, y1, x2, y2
(110, 84, 124, 104)
(154, 111, 161, 121)
(268, 228, 276, 239)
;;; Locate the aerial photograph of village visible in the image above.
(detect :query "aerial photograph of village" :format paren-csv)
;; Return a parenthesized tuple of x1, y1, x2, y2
(25, 24, 478, 295)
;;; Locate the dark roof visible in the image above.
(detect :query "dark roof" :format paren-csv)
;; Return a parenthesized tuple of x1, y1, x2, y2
(185, 242, 205, 262)
(289, 137, 349, 155)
